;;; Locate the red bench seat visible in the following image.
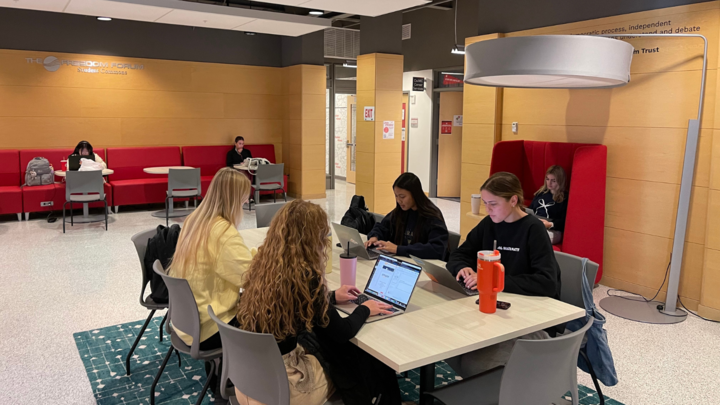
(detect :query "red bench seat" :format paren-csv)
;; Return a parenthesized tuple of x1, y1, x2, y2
(107, 147, 181, 209)
(0, 150, 22, 220)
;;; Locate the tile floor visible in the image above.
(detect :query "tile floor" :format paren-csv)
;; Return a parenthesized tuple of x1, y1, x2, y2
(1, 180, 718, 404)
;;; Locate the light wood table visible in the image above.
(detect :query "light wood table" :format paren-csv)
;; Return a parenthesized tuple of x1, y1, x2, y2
(239, 227, 584, 404)
(232, 164, 249, 171)
(54, 169, 114, 223)
(143, 166, 196, 218)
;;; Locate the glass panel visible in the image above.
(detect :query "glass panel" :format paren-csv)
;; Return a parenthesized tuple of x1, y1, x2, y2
(325, 88, 330, 176)
(351, 103, 357, 172)
(334, 93, 348, 178)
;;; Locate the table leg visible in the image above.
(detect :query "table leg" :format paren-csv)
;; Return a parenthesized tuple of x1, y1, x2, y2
(418, 363, 435, 405)
(168, 197, 174, 214)
(83, 203, 89, 218)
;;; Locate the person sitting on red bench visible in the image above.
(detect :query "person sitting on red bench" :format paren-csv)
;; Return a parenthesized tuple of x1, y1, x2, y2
(73, 140, 107, 169)
(226, 136, 253, 167)
(529, 165, 568, 244)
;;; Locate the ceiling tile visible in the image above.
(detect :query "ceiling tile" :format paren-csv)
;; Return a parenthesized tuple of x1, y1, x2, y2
(0, 0, 69, 13)
(65, 0, 170, 21)
(156, 9, 254, 30)
(235, 19, 325, 37)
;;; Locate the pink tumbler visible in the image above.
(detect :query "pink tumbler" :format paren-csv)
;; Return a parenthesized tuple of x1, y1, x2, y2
(339, 242, 357, 287)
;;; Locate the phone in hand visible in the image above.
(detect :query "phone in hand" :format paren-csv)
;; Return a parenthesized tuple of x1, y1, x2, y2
(475, 299, 511, 310)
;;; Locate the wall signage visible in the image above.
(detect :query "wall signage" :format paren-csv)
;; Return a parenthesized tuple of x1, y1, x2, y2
(442, 74, 463, 86)
(26, 55, 144, 76)
(364, 106, 375, 121)
(411, 118, 418, 128)
(453, 115, 463, 127)
(383, 121, 395, 139)
(441, 121, 452, 134)
(412, 77, 425, 92)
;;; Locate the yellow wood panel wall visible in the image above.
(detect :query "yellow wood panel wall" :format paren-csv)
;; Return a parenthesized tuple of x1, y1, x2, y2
(356, 53, 404, 214)
(437, 91, 463, 198)
(460, 2, 720, 314)
(0, 49, 326, 198)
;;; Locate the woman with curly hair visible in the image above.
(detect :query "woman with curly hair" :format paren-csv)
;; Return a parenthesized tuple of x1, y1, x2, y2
(235, 200, 402, 405)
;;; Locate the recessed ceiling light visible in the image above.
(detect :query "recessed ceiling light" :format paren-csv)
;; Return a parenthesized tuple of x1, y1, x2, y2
(309, 10, 323, 16)
(97, 17, 112, 21)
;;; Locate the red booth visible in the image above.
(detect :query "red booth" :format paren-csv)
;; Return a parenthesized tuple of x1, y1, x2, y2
(0, 150, 23, 220)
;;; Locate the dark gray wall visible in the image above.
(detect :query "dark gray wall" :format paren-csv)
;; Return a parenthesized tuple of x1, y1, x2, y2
(477, 0, 714, 35)
(360, 11, 403, 54)
(0, 7, 283, 67)
(401, 0, 478, 72)
(281, 30, 324, 67)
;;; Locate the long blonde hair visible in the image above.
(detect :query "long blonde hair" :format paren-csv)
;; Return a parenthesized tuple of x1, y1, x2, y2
(169, 167, 251, 279)
(237, 200, 331, 341)
(535, 165, 566, 203)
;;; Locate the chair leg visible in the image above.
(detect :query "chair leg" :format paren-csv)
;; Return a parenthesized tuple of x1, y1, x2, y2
(158, 312, 167, 343)
(115, 206, 119, 214)
(273, 191, 276, 203)
(16, 213, 21, 221)
(126, 310, 156, 376)
(175, 349, 182, 369)
(195, 360, 216, 405)
(70, 202, 74, 226)
(62, 202, 67, 233)
(580, 349, 605, 405)
(165, 195, 170, 227)
(150, 345, 174, 405)
(103, 200, 108, 231)
(283, 190, 287, 202)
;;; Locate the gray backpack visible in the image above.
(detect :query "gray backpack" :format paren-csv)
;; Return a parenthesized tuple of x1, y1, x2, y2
(25, 157, 54, 186)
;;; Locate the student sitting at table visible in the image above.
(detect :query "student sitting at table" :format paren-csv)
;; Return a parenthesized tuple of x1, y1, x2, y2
(445, 171, 562, 378)
(364, 172, 449, 260)
(168, 167, 253, 393)
(530, 165, 568, 245)
(226, 136, 253, 167)
(235, 200, 402, 405)
(73, 140, 107, 169)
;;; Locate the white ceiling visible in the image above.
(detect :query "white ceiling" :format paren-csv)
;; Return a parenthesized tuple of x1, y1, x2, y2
(252, 0, 431, 17)
(0, 0, 332, 37)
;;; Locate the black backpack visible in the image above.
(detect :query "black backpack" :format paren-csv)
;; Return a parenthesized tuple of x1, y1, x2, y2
(143, 224, 181, 304)
(341, 195, 376, 235)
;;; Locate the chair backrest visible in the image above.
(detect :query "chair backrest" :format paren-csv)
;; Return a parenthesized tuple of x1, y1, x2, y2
(371, 212, 385, 224)
(448, 231, 461, 254)
(498, 316, 594, 405)
(255, 163, 284, 185)
(65, 170, 105, 200)
(555, 251, 599, 309)
(168, 168, 201, 196)
(256, 202, 286, 228)
(208, 306, 291, 405)
(152, 260, 202, 358)
(131, 228, 158, 302)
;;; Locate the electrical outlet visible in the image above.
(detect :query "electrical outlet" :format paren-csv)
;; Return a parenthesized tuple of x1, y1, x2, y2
(41, 201, 54, 207)
(512, 122, 518, 134)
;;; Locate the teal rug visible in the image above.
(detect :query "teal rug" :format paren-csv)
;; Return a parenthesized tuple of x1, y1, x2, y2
(74, 317, 624, 405)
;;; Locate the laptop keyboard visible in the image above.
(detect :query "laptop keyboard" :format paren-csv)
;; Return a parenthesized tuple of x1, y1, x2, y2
(458, 280, 479, 295)
(351, 294, 400, 315)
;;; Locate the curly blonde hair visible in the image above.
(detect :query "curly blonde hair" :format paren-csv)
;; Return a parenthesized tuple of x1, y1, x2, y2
(237, 200, 331, 341)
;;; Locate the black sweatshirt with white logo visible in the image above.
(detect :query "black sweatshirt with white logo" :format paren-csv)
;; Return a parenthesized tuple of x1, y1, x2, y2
(447, 214, 561, 299)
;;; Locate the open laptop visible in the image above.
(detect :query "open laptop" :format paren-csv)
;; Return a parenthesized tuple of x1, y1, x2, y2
(525, 207, 552, 222)
(332, 222, 389, 260)
(410, 255, 478, 296)
(335, 255, 422, 323)
(68, 153, 96, 171)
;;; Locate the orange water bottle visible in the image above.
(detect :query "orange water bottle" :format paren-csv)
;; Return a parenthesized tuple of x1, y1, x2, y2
(476, 250, 505, 314)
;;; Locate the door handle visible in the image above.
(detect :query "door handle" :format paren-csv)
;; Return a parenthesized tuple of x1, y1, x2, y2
(346, 143, 355, 147)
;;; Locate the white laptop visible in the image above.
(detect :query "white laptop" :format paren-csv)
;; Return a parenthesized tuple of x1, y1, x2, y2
(525, 207, 552, 222)
(335, 255, 422, 323)
(332, 222, 390, 260)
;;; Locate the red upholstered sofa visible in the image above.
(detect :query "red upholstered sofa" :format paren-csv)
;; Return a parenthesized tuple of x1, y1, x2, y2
(107, 147, 181, 211)
(0, 150, 23, 220)
(19, 148, 112, 219)
(182, 144, 287, 198)
(489, 140, 607, 282)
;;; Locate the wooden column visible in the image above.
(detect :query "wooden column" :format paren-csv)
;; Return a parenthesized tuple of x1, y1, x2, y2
(355, 53, 404, 214)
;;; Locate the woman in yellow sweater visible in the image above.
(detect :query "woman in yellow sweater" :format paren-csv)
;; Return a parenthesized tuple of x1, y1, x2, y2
(168, 167, 253, 391)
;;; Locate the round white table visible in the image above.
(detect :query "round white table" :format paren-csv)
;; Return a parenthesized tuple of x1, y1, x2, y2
(233, 164, 249, 171)
(143, 166, 196, 218)
(54, 169, 114, 223)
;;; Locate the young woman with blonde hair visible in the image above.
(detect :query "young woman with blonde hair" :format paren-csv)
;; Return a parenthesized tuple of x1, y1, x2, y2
(168, 167, 253, 389)
(530, 165, 568, 244)
(235, 200, 402, 405)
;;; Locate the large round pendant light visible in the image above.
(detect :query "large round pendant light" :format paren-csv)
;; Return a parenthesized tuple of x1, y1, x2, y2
(464, 35, 634, 89)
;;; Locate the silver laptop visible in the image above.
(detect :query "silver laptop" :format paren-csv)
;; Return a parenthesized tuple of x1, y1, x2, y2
(525, 207, 552, 222)
(332, 222, 389, 260)
(335, 255, 422, 323)
(410, 255, 478, 296)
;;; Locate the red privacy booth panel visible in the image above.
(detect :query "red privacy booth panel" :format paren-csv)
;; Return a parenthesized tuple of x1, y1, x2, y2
(0, 150, 22, 215)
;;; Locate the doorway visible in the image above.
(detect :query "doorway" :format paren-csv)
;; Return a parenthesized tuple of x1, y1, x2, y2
(326, 63, 357, 189)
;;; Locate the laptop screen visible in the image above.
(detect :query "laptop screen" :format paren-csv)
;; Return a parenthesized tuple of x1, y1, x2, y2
(364, 255, 422, 310)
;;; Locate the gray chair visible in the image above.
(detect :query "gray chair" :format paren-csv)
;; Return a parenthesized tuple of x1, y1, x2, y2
(151, 261, 223, 405)
(371, 212, 385, 224)
(207, 306, 344, 405)
(252, 163, 286, 209)
(125, 229, 169, 376)
(425, 317, 594, 405)
(255, 201, 286, 228)
(166, 168, 201, 226)
(555, 251, 605, 405)
(62, 170, 108, 233)
(448, 231, 461, 254)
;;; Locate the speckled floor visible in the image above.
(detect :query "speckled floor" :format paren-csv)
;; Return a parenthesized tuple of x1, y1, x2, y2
(1, 180, 718, 405)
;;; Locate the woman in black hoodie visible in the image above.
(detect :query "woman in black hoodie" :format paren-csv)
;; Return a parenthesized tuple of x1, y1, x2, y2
(530, 165, 568, 244)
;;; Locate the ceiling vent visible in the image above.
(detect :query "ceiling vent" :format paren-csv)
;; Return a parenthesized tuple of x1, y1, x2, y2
(324, 28, 360, 60)
(402, 24, 411, 40)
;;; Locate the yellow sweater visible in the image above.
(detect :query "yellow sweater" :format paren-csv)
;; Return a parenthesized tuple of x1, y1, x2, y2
(174, 218, 254, 345)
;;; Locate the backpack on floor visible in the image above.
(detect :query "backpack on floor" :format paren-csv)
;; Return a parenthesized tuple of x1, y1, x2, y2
(25, 157, 54, 186)
(341, 195, 376, 235)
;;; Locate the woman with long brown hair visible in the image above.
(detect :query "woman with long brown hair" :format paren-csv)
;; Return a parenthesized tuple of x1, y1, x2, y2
(235, 200, 402, 405)
(530, 165, 568, 244)
(168, 167, 253, 390)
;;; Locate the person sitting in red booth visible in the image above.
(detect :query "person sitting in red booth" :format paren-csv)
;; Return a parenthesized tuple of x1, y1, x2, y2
(529, 165, 568, 245)
(73, 140, 107, 169)
(226, 136, 252, 168)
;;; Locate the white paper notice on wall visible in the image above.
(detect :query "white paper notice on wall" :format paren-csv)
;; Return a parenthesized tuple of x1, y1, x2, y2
(411, 118, 418, 128)
(383, 121, 395, 139)
(453, 115, 463, 126)
(402, 128, 406, 141)
(364, 106, 375, 121)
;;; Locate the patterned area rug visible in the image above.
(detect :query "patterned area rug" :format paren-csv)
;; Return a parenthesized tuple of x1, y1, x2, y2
(74, 317, 624, 405)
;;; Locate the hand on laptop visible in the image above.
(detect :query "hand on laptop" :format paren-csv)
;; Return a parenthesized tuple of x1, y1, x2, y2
(456, 267, 478, 289)
(335, 285, 361, 304)
(374, 241, 397, 254)
(364, 237, 379, 249)
(362, 300, 394, 316)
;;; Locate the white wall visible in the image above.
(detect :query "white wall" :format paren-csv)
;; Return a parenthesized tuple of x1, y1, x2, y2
(403, 70, 434, 193)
